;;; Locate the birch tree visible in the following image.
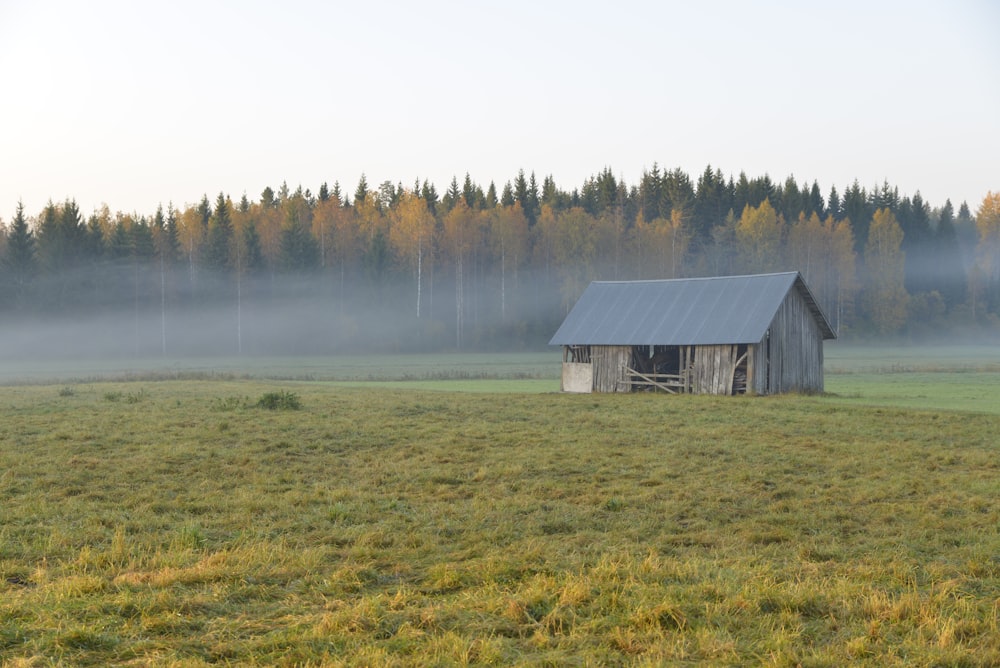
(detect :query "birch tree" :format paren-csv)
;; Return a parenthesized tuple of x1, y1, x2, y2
(490, 201, 528, 322)
(443, 200, 474, 347)
(649, 209, 689, 279)
(974, 191, 1000, 315)
(735, 199, 783, 274)
(862, 208, 908, 333)
(390, 190, 435, 318)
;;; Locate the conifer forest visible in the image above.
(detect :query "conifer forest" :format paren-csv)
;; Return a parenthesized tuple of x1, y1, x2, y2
(2, 166, 998, 358)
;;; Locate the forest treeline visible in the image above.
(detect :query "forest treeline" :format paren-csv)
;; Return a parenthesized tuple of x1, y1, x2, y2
(2, 166, 999, 355)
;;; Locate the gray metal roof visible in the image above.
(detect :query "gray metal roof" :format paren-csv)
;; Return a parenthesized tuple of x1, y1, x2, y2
(549, 272, 836, 346)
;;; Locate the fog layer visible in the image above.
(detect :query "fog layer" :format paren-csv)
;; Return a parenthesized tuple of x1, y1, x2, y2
(0, 270, 565, 362)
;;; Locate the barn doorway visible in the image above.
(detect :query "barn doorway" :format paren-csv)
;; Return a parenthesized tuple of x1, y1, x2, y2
(628, 345, 686, 393)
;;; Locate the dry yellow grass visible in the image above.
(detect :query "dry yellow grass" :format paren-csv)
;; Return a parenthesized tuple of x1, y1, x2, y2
(0, 380, 998, 665)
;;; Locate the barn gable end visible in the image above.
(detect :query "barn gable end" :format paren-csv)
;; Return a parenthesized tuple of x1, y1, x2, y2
(550, 272, 835, 396)
(759, 282, 828, 394)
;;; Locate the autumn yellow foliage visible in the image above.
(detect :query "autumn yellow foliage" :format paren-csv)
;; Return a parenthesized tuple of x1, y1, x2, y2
(863, 208, 909, 333)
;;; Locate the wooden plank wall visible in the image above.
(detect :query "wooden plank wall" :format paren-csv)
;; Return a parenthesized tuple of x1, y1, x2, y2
(591, 345, 631, 392)
(765, 288, 825, 393)
(749, 341, 767, 394)
(692, 344, 739, 395)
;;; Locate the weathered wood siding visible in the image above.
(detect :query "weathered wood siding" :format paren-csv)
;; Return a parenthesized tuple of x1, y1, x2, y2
(591, 345, 631, 392)
(749, 340, 767, 395)
(762, 286, 825, 394)
(691, 344, 739, 395)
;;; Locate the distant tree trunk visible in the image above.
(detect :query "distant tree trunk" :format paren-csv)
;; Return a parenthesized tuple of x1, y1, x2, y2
(416, 237, 422, 319)
(455, 257, 464, 349)
(236, 247, 243, 355)
(339, 263, 345, 317)
(160, 254, 167, 356)
(500, 239, 506, 323)
(134, 259, 140, 358)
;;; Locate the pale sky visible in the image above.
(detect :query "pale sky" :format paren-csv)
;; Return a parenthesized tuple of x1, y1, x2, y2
(1, 0, 997, 222)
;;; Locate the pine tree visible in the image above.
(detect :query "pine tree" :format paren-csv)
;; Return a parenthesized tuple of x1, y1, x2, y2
(732, 172, 751, 218)
(35, 199, 87, 292)
(899, 191, 933, 295)
(442, 176, 462, 212)
(747, 175, 775, 209)
(2, 201, 37, 306)
(279, 213, 321, 271)
(579, 176, 601, 216)
(205, 192, 233, 272)
(420, 180, 439, 215)
(462, 173, 477, 209)
(197, 195, 212, 229)
(500, 182, 515, 208)
(131, 216, 155, 261)
(332, 182, 345, 207)
(541, 175, 559, 207)
(872, 180, 899, 212)
(527, 172, 541, 223)
(163, 205, 182, 263)
(692, 165, 724, 244)
(663, 168, 693, 220)
(954, 201, 977, 272)
(242, 221, 265, 274)
(807, 181, 825, 219)
(261, 186, 277, 209)
(933, 199, 966, 307)
(354, 174, 370, 206)
(84, 213, 106, 261)
(592, 168, 620, 215)
(638, 165, 663, 222)
(827, 185, 841, 220)
(842, 181, 870, 253)
(778, 175, 801, 221)
(108, 217, 132, 261)
(513, 170, 532, 223)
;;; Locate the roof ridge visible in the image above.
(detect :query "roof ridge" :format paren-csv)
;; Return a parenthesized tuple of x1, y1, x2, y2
(591, 271, 799, 285)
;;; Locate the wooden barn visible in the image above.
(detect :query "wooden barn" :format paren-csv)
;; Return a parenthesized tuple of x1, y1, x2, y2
(549, 272, 836, 395)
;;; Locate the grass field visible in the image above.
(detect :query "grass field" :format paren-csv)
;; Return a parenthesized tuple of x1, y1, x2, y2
(2, 345, 999, 665)
(0, 353, 562, 385)
(822, 343, 1000, 415)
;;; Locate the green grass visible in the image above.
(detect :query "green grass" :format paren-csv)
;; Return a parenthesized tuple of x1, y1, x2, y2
(825, 343, 1000, 374)
(1, 380, 998, 665)
(823, 343, 1000, 415)
(0, 352, 562, 384)
(326, 378, 558, 393)
(826, 371, 1000, 415)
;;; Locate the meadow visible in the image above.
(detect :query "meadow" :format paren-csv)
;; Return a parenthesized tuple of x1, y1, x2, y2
(0, 346, 998, 665)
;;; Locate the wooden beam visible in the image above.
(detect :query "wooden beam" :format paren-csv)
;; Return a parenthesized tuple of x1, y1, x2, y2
(625, 367, 684, 393)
